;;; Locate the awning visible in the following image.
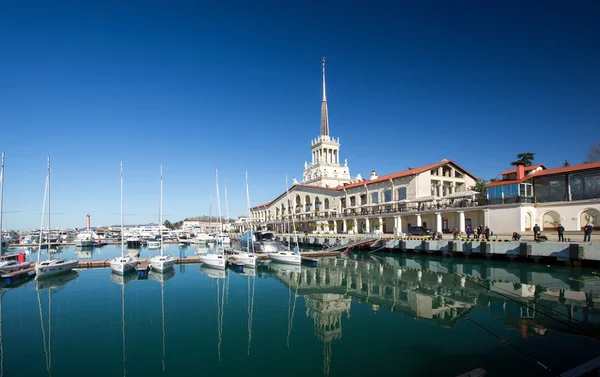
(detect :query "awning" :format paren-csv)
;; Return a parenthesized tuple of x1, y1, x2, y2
(412, 196, 440, 202)
(442, 190, 480, 200)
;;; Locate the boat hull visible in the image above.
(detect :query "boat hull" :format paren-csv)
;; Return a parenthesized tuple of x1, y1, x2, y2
(0, 261, 32, 274)
(110, 259, 138, 275)
(149, 256, 175, 272)
(74, 239, 94, 247)
(35, 260, 78, 279)
(232, 253, 256, 268)
(199, 255, 226, 270)
(268, 252, 301, 265)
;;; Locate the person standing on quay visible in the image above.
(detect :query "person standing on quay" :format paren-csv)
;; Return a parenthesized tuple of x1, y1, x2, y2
(533, 224, 541, 241)
(557, 224, 565, 242)
(466, 225, 472, 239)
(484, 226, 491, 241)
(584, 224, 593, 242)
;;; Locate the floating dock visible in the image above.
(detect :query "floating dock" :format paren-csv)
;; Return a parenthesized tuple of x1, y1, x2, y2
(227, 258, 244, 271)
(136, 260, 149, 279)
(1, 267, 35, 284)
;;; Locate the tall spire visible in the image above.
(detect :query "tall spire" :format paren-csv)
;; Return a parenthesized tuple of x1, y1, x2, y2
(320, 57, 329, 136)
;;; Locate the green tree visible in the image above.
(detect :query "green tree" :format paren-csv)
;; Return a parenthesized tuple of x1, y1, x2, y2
(510, 152, 535, 166)
(470, 178, 488, 193)
(563, 160, 571, 167)
(163, 220, 173, 230)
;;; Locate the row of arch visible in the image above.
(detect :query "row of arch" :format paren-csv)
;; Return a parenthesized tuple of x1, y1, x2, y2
(275, 194, 332, 217)
(524, 208, 599, 230)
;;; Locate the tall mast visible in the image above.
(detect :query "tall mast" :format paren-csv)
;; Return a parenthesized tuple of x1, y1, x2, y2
(215, 169, 222, 254)
(224, 180, 229, 231)
(38, 159, 49, 264)
(0, 152, 4, 240)
(285, 176, 298, 251)
(320, 57, 329, 137)
(47, 156, 51, 252)
(120, 162, 124, 258)
(245, 172, 254, 254)
(159, 165, 163, 256)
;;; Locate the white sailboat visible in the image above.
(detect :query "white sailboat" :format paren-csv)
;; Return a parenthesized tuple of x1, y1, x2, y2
(110, 162, 138, 275)
(233, 172, 257, 268)
(36, 157, 78, 279)
(269, 176, 301, 265)
(149, 165, 175, 273)
(199, 169, 226, 270)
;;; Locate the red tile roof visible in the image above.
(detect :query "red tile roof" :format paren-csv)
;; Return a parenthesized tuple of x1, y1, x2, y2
(250, 201, 271, 210)
(335, 160, 476, 190)
(499, 164, 546, 176)
(529, 161, 600, 177)
(485, 179, 528, 188)
(485, 161, 600, 188)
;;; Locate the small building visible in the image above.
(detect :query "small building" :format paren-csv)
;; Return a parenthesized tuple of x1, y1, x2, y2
(485, 161, 600, 233)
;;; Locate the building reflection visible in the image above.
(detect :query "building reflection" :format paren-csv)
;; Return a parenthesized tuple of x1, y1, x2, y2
(271, 256, 600, 375)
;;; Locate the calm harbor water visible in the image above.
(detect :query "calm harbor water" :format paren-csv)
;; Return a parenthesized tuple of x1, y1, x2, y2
(1, 245, 600, 376)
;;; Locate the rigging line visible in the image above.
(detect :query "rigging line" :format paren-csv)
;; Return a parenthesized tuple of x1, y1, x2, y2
(36, 290, 50, 376)
(455, 272, 600, 339)
(248, 275, 256, 356)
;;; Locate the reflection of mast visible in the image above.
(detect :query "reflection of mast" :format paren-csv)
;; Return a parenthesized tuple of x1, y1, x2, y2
(121, 283, 126, 377)
(247, 274, 255, 355)
(160, 280, 166, 371)
(36, 288, 52, 376)
(216, 278, 226, 361)
(287, 271, 299, 348)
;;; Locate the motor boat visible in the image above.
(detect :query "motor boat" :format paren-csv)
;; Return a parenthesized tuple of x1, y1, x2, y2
(238, 230, 283, 253)
(232, 252, 256, 268)
(215, 234, 230, 245)
(36, 259, 79, 279)
(74, 231, 94, 247)
(199, 252, 226, 270)
(147, 239, 161, 249)
(126, 236, 141, 249)
(268, 246, 301, 265)
(0, 259, 32, 274)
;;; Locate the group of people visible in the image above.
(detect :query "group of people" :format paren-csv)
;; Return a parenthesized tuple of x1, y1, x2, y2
(532, 223, 594, 242)
(464, 224, 493, 241)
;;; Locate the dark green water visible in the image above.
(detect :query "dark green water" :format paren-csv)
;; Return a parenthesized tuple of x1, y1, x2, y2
(1, 245, 600, 376)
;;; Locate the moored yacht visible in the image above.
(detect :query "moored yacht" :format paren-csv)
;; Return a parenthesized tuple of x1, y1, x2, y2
(74, 230, 94, 247)
(35, 156, 78, 279)
(232, 172, 257, 268)
(110, 162, 138, 275)
(239, 230, 283, 253)
(148, 165, 175, 273)
(199, 169, 226, 270)
(0, 258, 32, 274)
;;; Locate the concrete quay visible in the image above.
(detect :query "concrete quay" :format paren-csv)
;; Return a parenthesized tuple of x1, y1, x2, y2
(277, 234, 600, 264)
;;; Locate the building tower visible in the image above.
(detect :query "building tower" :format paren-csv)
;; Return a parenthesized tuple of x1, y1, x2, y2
(302, 58, 351, 188)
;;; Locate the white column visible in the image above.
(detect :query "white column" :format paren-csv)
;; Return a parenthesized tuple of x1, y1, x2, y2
(395, 216, 403, 236)
(312, 151, 315, 164)
(365, 218, 370, 233)
(484, 209, 490, 227)
(416, 214, 422, 226)
(378, 217, 383, 234)
(353, 219, 358, 233)
(343, 220, 347, 233)
(436, 212, 442, 233)
(458, 211, 465, 233)
(332, 221, 337, 234)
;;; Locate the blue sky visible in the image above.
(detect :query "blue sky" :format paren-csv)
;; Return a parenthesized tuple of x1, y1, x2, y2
(1, 0, 599, 230)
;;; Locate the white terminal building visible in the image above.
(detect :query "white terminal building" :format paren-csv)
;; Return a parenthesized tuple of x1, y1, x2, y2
(250, 59, 600, 236)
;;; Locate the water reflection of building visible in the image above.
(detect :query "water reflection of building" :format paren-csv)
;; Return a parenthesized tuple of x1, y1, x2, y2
(272, 256, 600, 368)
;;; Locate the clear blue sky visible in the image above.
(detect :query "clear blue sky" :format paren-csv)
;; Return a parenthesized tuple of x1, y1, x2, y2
(1, 0, 599, 230)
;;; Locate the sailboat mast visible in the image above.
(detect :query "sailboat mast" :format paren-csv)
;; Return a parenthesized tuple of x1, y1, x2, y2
(0, 152, 4, 240)
(245, 172, 253, 254)
(159, 165, 163, 256)
(215, 169, 222, 254)
(47, 156, 51, 251)
(285, 175, 297, 236)
(38, 160, 49, 264)
(120, 162, 124, 258)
